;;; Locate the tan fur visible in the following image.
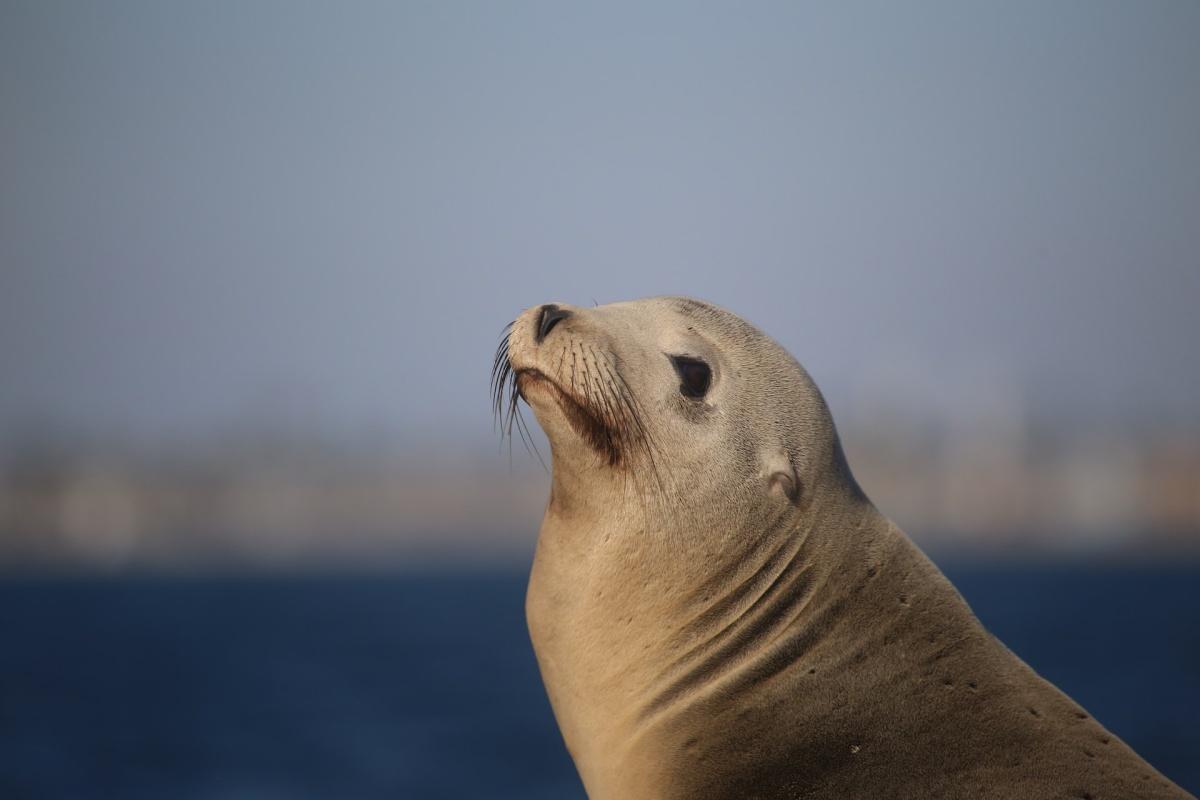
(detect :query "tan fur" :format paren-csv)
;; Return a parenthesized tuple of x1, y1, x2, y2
(504, 297, 1192, 800)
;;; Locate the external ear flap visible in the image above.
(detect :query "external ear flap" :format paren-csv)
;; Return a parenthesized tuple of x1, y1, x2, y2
(764, 449, 802, 505)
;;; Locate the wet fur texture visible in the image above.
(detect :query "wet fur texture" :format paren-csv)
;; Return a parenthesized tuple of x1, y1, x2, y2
(498, 297, 1192, 800)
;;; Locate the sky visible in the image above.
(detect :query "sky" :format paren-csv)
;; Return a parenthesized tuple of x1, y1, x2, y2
(2, 1, 1198, 448)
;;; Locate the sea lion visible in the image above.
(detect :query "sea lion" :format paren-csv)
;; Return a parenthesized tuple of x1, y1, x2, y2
(493, 297, 1192, 800)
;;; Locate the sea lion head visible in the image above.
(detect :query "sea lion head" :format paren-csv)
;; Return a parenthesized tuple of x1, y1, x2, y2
(494, 296, 859, 537)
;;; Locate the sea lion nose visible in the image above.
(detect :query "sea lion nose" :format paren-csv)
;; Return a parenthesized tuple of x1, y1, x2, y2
(536, 304, 572, 343)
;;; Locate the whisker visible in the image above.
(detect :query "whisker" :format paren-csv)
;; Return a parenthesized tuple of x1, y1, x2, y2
(606, 354, 672, 512)
(491, 320, 549, 472)
(589, 347, 634, 497)
(514, 404, 548, 472)
(491, 321, 667, 503)
(491, 324, 517, 464)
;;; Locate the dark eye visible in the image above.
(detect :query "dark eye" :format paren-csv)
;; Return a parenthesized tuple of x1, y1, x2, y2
(670, 355, 712, 399)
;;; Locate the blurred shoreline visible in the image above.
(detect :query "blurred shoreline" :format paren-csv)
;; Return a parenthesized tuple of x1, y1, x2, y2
(2, 418, 1197, 572)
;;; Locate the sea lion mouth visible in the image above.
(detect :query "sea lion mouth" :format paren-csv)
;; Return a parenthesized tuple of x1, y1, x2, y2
(492, 324, 660, 479)
(516, 368, 622, 465)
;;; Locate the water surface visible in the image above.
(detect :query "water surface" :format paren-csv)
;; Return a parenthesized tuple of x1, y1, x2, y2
(1, 564, 1196, 798)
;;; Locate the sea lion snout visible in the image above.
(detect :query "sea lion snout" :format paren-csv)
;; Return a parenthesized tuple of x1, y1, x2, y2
(535, 304, 573, 343)
(507, 301, 577, 365)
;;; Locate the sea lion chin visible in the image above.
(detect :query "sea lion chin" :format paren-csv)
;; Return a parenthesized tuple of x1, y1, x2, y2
(515, 368, 623, 466)
(492, 296, 1193, 800)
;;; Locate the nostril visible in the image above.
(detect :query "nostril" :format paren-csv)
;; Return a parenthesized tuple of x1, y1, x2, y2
(536, 304, 572, 343)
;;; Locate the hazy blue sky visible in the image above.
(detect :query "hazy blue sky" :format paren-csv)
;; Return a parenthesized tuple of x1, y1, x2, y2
(2, 1, 1198, 446)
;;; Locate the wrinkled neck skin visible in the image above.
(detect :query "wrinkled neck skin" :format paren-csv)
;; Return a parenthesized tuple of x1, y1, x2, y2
(526, 440, 900, 800)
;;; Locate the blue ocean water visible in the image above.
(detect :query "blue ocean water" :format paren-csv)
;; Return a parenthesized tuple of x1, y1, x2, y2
(0, 563, 1196, 799)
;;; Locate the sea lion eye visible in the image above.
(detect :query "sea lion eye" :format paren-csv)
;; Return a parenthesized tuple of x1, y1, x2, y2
(670, 355, 712, 399)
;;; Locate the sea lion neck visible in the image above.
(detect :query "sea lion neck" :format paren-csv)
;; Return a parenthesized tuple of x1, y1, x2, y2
(637, 489, 889, 718)
(540, 442, 659, 530)
(527, 485, 894, 798)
